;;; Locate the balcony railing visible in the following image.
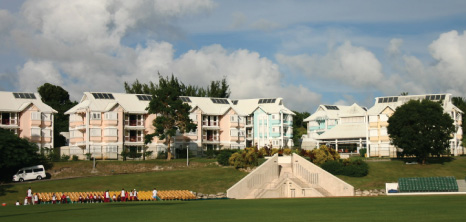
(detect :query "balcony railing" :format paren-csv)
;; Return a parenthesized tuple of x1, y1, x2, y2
(203, 135, 219, 142)
(125, 136, 143, 142)
(125, 120, 143, 126)
(202, 121, 218, 127)
(1, 119, 10, 125)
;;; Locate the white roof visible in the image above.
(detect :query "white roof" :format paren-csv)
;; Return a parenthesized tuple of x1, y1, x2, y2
(304, 103, 365, 122)
(187, 97, 295, 116)
(0, 91, 57, 113)
(65, 92, 151, 114)
(367, 93, 462, 115)
(316, 123, 367, 140)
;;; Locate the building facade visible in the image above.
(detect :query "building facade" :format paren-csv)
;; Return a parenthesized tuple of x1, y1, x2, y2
(302, 94, 463, 157)
(66, 93, 295, 159)
(367, 94, 463, 157)
(0, 91, 57, 151)
(302, 103, 367, 154)
(65, 92, 165, 160)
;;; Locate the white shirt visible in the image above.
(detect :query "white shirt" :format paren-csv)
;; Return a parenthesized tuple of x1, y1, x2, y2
(27, 189, 32, 197)
(105, 192, 109, 198)
(121, 190, 125, 196)
(34, 195, 38, 202)
(152, 190, 157, 196)
(24, 199, 28, 205)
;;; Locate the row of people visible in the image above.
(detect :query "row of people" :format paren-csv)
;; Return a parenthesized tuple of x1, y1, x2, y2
(18, 187, 159, 205)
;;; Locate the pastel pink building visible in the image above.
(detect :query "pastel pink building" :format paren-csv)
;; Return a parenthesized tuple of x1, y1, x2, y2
(64, 92, 164, 160)
(0, 91, 57, 151)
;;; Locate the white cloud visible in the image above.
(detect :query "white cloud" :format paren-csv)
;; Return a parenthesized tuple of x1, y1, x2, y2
(277, 41, 384, 88)
(17, 60, 63, 91)
(250, 18, 280, 31)
(387, 38, 403, 56)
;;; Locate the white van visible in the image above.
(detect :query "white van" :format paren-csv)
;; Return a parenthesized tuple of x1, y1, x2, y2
(12, 165, 46, 182)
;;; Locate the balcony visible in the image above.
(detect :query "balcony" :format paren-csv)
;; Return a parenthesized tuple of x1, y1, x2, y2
(125, 135, 143, 145)
(202, 121, 220, 129)
(125, 120, 144, 129)
(0, 119, 19, 128)
(202, 135, 219, 144)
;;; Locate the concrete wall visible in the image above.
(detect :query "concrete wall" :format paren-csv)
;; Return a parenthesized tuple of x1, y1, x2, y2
(292, 154, 354, 196)
(227, 154, 279, 199)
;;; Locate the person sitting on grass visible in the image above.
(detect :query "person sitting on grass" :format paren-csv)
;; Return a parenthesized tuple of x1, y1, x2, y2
(61, 193, 67, 204)
(24, 197, 28, 205)
(33, 193, 39, 205)
(112, 194, 116, 202)
(79, 195, 83, 203)
(16, 200, 20, 206)
(133, 189, 138, 201)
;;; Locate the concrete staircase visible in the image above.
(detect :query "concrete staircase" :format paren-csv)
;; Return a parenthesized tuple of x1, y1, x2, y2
(248, 156, 332, 198)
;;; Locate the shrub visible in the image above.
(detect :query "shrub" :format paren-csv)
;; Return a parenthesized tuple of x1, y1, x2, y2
(144, 151, 153, 159)
(60, 154, 70, 161)
(228, 148, 259, 169)
(157, 151, 167, 159)
(72, 155, 79, 161)
(283, 148, 292, 156)
(359, 148, 367, 157)
(311, 145, 340, 165)
(321, 158, 369, 177)
(271, 148, 279, 156)
(217, 150, 237, 166)
(321, 161, 343, 175)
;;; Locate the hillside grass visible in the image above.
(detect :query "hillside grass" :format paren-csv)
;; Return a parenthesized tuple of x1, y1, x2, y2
(338, 156, 466, 189)
(1, 195, 465, 222)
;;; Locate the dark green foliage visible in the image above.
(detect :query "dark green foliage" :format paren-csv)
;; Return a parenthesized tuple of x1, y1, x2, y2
(144, 74, 197, 160)
(359, 148, 367, 157)
(0, 129, 52, 182)
(387, 99, 455, 164)
(72, 155, 79, 161)
(321, 158, 369, 177)
(229, 148, 260, 169)
(320, 161, 343, 175)
(37, 83, 78, 148)
(292, 111, 310, 147)
(124, 76, 230, 98)
(217, 150, 237, 166)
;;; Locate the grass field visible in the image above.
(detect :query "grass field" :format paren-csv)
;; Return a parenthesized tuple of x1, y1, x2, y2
(1, 195, 465, 221)
(338, 156, 466, 189)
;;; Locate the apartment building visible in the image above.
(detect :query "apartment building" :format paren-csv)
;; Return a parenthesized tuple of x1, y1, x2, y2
(64, 92, 164, 160)
(172, 97, 295, 156)
(0, 91, 57, 151)
(367, 93, 463, 157)
(302, 93, 463, 158)
(302, 103, 367, 153)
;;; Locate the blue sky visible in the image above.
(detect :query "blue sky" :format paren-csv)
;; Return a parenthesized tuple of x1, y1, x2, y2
(1, 0, 466, 112)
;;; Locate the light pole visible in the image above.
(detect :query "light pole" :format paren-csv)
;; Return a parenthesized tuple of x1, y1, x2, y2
(186, 145, 189, 166)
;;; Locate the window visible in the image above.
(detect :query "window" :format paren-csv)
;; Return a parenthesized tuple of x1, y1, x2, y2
(104, 128, 118, 137)
(380, 127, 388, 136)
(230, 115, 238, 122)
(272, 114, 279, 120)
(369, 129, 378, 137)
(105, 145, 118, 153)
(41, 113, 51, 121)
(70, 114, 82, 122)
(31, 128, 41, 137)
(31, 112, 41, 120)
(41, 129, 51, 137)
(91, 112, 101, 120)
(90, 128, 101, 137)
(90, 146, 102, 153)
(272, 126, 280, 133)
(230, 129, 239, 136)
(105, 112, 117, 120)
(70, 130, 83, 138)
(379, 114, 389, 122)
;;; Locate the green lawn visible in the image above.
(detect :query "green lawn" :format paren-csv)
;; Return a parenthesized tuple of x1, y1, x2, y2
(0, 167, 246, 205)
(1, 195, 465, 221)
(338, 156, 466, 190)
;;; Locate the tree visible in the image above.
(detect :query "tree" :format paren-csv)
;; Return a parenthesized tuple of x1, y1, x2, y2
(124, 76, 230, 98)
(37, 83, 77, 148)
(387, 99, 455, 164)
(452, 97, 466, 147)
(292, 111, 310, 147)
(0, 129, 51, 182)
(144, 75, 197, 160)
(400, 92, 409, 96)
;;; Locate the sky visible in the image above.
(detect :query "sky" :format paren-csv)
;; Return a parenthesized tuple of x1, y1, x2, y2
(1, 0, 466, 112)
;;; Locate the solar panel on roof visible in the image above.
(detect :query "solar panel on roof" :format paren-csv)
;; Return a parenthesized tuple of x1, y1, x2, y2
(92, 93, 115, 100)
(102, 93, 109, 99)
(388, 97, 393, 102)
(441, 95, 445, 100)
(13, 92, 36, 99)
(271, 99, 276, 103)
(108, 94, 115, 99)
(393, 97, 398, 102)
(232, 100, 238, 105)
(435, 95, 440, 100)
